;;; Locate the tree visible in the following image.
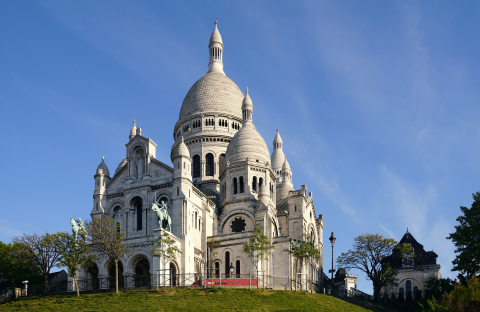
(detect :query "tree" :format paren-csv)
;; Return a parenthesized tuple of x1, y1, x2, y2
(152, 231, 182, 289)
(337, 233, 413, 302)
(288, 234, 320, 288)
(53, 232, 98, 296)
(14, 233, 62, 294)
(243, 223, 275, 275)
(424, 277, 456, 301)
(0, 241, 39, 287)
(207, 237, 221, 277)
(447, 191, 480, 277)
(84, 215, 130, 293)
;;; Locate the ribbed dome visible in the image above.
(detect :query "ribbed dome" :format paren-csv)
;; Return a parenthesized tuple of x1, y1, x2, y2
(175, 137, 190, 158)
(225, 123, 271, 165)
(129, 120, 137, 140)
(96, 157, 110, 177)
(178, 72, 244, 120)
(115, 158, 128, 175)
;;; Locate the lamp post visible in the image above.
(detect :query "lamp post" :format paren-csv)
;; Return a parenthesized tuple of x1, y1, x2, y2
(22, 280, 28, 297)
(328, 232, 336, 295)
(229, 263, 234, 285)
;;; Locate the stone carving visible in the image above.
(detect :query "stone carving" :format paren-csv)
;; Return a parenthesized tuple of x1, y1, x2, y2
(151, 195, 172, 232)
(70, 216, 87, 240)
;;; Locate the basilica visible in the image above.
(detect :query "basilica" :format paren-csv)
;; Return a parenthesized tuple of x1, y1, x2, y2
(80, 22, 324, 287)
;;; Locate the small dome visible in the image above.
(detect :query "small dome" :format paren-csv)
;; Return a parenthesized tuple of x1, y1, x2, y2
(96, 157, 110, 177)
(282, 155, 291, 172)
(242, 87, 253, 108)
(129, 120, 137, 140)
(210, 20, 223, 46)
(174, 137, 190, 158)
(115, 158, 128, 175)
(225, 124, 271, 165)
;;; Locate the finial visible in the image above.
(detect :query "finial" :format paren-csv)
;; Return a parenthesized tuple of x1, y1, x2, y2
(181, 136, 184, 142)
(246, 87, 249, 94)
(214, 20, 218, 28)
(407, 227, 409, 233)
(133, 119, 136, 127)
(102, 156, 104, 161)
(276, 129, 279, 132)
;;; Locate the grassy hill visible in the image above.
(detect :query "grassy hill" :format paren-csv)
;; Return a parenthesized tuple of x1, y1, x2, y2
(1, 288, 369, 311)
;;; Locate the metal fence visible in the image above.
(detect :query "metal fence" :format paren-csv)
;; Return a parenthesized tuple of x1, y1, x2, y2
(11, 273, 319, 297)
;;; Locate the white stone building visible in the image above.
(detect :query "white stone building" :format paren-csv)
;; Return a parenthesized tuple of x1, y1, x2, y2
(78, 21, 324, 288)
(381, 230, 441, 300)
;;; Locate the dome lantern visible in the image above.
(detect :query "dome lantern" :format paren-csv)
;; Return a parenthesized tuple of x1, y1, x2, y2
(242, 87, 253, 125)
(208, 20, 225, 74)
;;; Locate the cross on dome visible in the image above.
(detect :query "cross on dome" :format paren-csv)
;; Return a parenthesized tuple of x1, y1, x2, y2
(133, 119, 136, 126)
(214, 19, 218, 28)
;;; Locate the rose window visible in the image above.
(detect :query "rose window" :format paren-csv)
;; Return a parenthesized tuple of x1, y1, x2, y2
(230, 217, 246, 233)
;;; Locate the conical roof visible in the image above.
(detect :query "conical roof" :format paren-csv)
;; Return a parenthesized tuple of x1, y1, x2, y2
(210, 20, 223, 46)
(282, 155, 291, 172)
(96, 157, 110, 177)
(271, 129, 285, 171)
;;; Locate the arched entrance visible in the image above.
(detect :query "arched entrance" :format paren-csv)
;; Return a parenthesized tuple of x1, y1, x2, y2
(134, 257, 151, 287)
(170, 262, 177, 286)
(86, 263, 99, 290)
(109, 261, 124, 289)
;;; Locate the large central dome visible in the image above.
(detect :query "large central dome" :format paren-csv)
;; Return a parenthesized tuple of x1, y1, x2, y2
(178, 72, 244, 120)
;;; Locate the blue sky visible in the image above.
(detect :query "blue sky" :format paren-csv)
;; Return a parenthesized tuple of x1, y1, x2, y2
(1, 1, 480, 293)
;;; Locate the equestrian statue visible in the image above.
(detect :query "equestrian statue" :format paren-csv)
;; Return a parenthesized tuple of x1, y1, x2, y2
(70, 215, 87, 240)
(151, 195, 172, 232)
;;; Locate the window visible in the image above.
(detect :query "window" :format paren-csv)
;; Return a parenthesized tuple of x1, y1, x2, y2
(399, 288, 404, 300)
(413, 286, 419, 300)
(219, 154, 225, 173)
(195, 211, 198, 229)
(205, 153, 214, 176)
(259, 177, 263, 188)
(215, 262, 220, 278)
(225, 252, 230, 278)
(231, 217, 246, 233)
(96, 203, 98, 211)
(236, 260, 240, 277)
(239, 176, 244, 193)
(177, 187, 179, 196)
(233, 178, 238, 194)
(192, 155, 200, 178)
(406, 280, 412, 298)
(295, 205, 297, 212)
(132, 197, 143, 231)
(252, 177, 257, 193)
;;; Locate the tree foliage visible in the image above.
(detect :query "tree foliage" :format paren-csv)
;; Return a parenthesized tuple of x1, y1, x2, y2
(337, 233, 413, 302)
(424, 277, 456, 301)
(288, 234, 320, 274)
(447, 191, 480, 277)
(13, 233, 62, 294)
(0, 241, 39, 287)
(152, 231, 182, 289)
(84, 215, 130, 293)
(243, 223, 274, 272)
(53, 232, 98, 296)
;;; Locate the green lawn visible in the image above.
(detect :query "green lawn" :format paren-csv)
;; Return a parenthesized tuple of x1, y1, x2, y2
(1, 288, 369, 311)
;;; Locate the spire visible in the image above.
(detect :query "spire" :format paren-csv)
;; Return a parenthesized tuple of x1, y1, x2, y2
(129, 119, 137, 140)
(273, 129, 283, 150)
(242, 87, 253, 125)
(208, 20, 225, 74)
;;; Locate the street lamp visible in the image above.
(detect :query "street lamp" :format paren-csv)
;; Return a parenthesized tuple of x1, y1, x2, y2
(22, 280, 28, 297)
(328, 232, 336, 295)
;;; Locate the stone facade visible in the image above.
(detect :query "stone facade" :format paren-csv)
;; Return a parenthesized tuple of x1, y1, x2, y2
(381, 230, 441, 299)
(77, 21, 324, 287)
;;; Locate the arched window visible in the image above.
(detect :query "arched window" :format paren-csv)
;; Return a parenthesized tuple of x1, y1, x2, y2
(399, 287, 404, 300)
(406, 280, 412, 298)
(252, 177, 257, 193)
(236, 260, 240, 277)
(131, 197, 143, 231)
(225, 252, 230, 278)
(239, 176, 244, 193)
(413, 286, 419, 300)
(259, 177, 263, 188)
(192, 155, 200, 178)
(177, 187, 179, 196)
(295, 205, 297, 212)
(219, 154, 225, 173)
(215, 262, 220, 278)
(233, 178, 238, 194)
(205, 153, 214, 176)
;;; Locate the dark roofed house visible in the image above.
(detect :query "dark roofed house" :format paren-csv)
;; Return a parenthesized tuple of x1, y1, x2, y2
(381, 229, 441, 301)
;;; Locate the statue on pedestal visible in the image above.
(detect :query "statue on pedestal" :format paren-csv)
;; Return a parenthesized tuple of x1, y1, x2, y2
(70, 215, 87, 240)
(151, 196, 172, 232)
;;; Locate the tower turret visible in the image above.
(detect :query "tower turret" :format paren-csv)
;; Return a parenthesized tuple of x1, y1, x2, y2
(208, 20, 224, 74)
(129, 120, 137, 140)
(277, 155, 294, 199)
(93, 157, 110, 215)
(271, 129, 285, 179)
(173, 137, 192, 198)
